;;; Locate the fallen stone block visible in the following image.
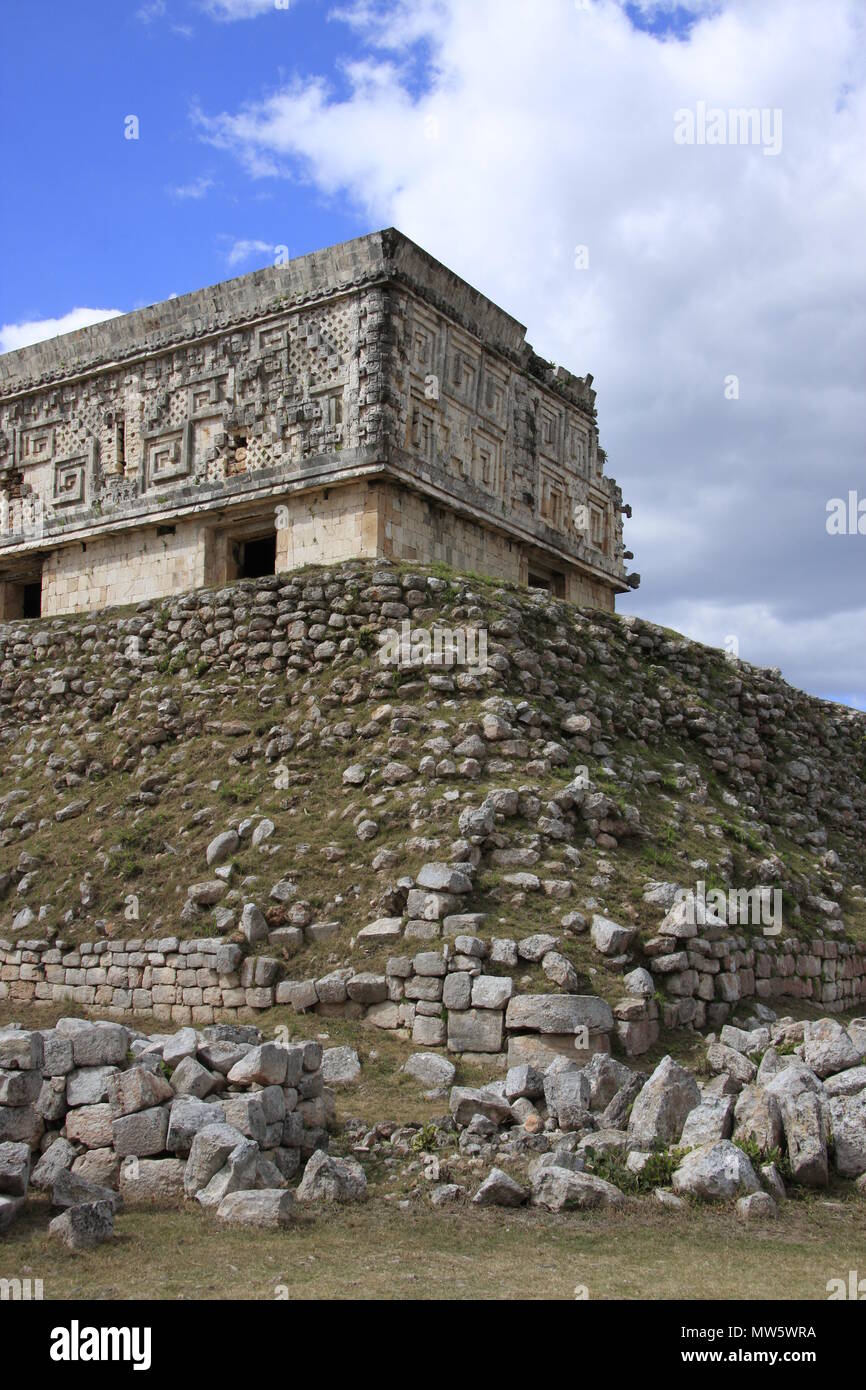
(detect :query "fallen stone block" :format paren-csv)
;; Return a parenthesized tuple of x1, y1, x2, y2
(216, 1189, 295, 1229)
(672, 1141, 761, 1201)
(295, 1149, 367, 1203)
(531, 1168, 625, 1212)
(0, 1140, 30, 1197)
(471, 1167, 528, 1207)
(49, 1200, 114, 1251)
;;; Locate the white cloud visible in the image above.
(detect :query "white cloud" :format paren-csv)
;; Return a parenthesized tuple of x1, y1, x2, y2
(198, 0, 866, 706)
(136, 0, 166, 21)
(0, 308, 124, 354)
(223, 237, 274, 267)
(167, 175, 215, 199)
(200, 0, 293, 20)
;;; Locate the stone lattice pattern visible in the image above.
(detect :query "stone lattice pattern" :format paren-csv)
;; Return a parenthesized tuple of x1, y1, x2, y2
(0, 231, 635, 617)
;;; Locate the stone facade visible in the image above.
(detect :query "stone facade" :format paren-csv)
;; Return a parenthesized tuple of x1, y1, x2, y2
(0, 230, 637, 618)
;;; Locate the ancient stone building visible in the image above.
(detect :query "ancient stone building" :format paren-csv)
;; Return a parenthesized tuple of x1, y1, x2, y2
(0, 229, 637, 619)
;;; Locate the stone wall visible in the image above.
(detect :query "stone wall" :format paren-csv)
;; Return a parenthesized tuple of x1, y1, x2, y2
(42, 521, 208, 616)
(1, 929, 862, 1059)
(0, 230, 634, 616)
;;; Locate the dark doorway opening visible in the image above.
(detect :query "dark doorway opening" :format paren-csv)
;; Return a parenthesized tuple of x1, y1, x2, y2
(236, 533, 276, 579)
(528, 573, 551, 592)
(23, 583, 42, 618)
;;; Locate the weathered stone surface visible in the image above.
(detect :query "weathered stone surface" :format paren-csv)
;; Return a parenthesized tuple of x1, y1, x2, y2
(39, 1031, 74, 1077)
(449, 1086, 512, 1127)
(824, 1065, 866, 1098)
(207, 830, 239, 867)
(672, 1142, 761, 1201)
(226, 1044, 288, 1088)
(163, 1028, 199, 1067)
(505, 994, 613, 1035)
(471, 976, 513, 1010)
(412, 1015, 447, 1047)
(531, 1168, 625, 1212)
(296, 1149, 367, 1203)
(0, 1140, 30, 1197)
(73, 1147, 120, 1189)
(321, 1047, 361, 1086)
(168, 1055, 219, 1100)
(828, 1094, 866, 1177)
(65, 1103, 113, 1149)
(108, 1066, 173, 1116)
(762, 1061, 825, 1105)
(0, 1068, 42, 1106)
(403, 1053, 456, 1088)
(581, 1053, 634, 1112)
(345, 973, 388, 1005)
(197, 1040, 252, 1076)
(166, 1096, 225, 1156)
(447, 1009, 503, 1054)
(51, 1169, 122, 1213)
(680, 1094, 735, 1147)
(803, 1020, 861, 1079)
(544, 1069, 592, 1131)
(504, 1064, 545, 1102)
(780, 1092, 828, 1187)
(627, 1056, 700, 1148)
(31, 1137, 77, 1189)
(0, 1029, 43, 1072)
(506, 1031, 611, 1070)
(119, 1156, 186, 1203)
(112, 1106, 170, 1158)
(217, 1188, 295, 1228)
(195, 1138, 259, 1209)
(590, 914, 635, 956)
(67, 1023, 130, 1069)
(49, 1199, 114, 1251)
(472, 1167, 528, 1207)
(221, 1094, 267, 1147)
(416, 863, 472, 894)
(732, 1086, 783, 1152)
(736, 1191, 777, 1221)
(240, 904, 269, 945)
(600, 1073, 645, 1130)
(183, 1122, 248, 1196)
(706, 1043, 757, 1087)
(66, 1066, 119, 1108)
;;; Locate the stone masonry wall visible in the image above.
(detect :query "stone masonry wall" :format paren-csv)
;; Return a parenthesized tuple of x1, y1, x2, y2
(1, 930, 862, 1052)
(42, 521, 208, 616)
(0, 230, 633, 616)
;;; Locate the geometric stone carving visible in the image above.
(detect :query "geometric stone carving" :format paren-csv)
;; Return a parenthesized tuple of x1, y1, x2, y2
(52, 457, 87, 507)
(18, 426, 56, 466)
(143, 423, 193, 489)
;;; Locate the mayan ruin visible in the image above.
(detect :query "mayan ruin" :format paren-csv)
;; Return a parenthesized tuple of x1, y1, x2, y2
(0, 231, 637, 621)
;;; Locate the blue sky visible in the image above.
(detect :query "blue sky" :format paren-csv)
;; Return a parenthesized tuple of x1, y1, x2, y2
(0, 1, 367, 317)
(1, 0, 864, 710)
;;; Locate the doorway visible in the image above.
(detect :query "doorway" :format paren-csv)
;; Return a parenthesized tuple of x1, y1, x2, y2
(233, 533, 276, 579)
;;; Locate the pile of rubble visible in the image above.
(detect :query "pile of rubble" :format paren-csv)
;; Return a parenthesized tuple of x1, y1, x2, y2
(0, 1017, 368, 1248)
(378, 1012, 866, 1215)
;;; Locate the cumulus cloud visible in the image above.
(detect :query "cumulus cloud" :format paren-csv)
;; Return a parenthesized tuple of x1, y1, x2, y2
(0, 308, 124, 354)
(198, 0, 866, 708)
(223, 237, 274, 267)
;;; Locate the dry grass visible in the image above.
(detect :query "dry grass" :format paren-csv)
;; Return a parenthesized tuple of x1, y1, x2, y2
(3, 1190, 863, 1301)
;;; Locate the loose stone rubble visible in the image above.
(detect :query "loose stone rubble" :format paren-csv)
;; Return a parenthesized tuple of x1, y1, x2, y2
(0, 1017, 351, 1243)
(339, 1009, 866, 1217)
